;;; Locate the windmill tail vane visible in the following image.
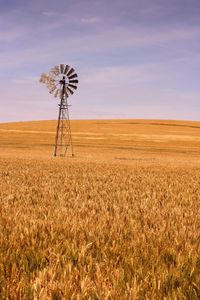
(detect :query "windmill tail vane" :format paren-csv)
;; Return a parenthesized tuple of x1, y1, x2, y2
(40, 64, 78, 157)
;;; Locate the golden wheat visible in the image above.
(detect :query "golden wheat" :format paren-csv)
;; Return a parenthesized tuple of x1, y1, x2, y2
(0, 120, 199, 299)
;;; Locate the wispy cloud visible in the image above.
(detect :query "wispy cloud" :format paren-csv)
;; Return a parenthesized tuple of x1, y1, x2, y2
(42, 10, 58, 17)
(80, 17, 101, 24)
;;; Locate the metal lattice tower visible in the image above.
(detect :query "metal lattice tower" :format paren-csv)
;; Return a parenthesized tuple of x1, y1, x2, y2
(54, 77, 74, 156)
(39, 64, 78, 157)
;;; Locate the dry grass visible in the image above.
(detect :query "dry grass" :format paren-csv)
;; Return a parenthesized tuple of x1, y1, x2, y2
(0, 119, 200, 299)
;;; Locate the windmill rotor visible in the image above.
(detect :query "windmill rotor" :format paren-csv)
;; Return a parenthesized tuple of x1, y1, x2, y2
(40, 64, 78, 98)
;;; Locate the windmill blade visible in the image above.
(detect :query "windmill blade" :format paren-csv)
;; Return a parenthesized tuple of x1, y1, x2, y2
(42, 76, 55, 87)
(47, 82, 56, 90)
(40, 73, 50, 83)
(39, 76, 45, 83)
(64, 65, 70, 75)
(60, 64, 65, 74)
(54, 89, 59, 98)
(43, 73, 53, 81)
(49, 81, 59, 90)
(68, 73, 78, 80)
(54, 65, 60, 73)
(40, 72, 48, 79)
(50, 66, 60, 77)
(47, 79, 55, 85)
(66, 86, 74, 95)
(40, 78, 45, 84)
(69, 79, 78, 84)
(49, 79, 56, 86)
(49, 85, 57, 94)
(67, 68, 75, 77)
(68, 84, 77, 90)
(50, 83, 59, 94)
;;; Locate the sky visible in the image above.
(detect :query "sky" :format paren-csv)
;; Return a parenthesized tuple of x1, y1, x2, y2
(1, 0, 200, 122)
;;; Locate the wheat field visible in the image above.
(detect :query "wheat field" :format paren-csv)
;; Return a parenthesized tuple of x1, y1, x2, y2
(0, 120, 200, 299)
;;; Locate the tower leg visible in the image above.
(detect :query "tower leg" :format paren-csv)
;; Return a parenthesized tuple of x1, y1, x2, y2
(54, 101, 62, 156)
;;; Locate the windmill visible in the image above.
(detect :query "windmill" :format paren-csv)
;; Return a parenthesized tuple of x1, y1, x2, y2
(40, 64, 78, 157)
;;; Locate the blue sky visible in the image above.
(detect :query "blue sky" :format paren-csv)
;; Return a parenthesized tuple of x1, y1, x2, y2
(1, 0, 200, 121)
